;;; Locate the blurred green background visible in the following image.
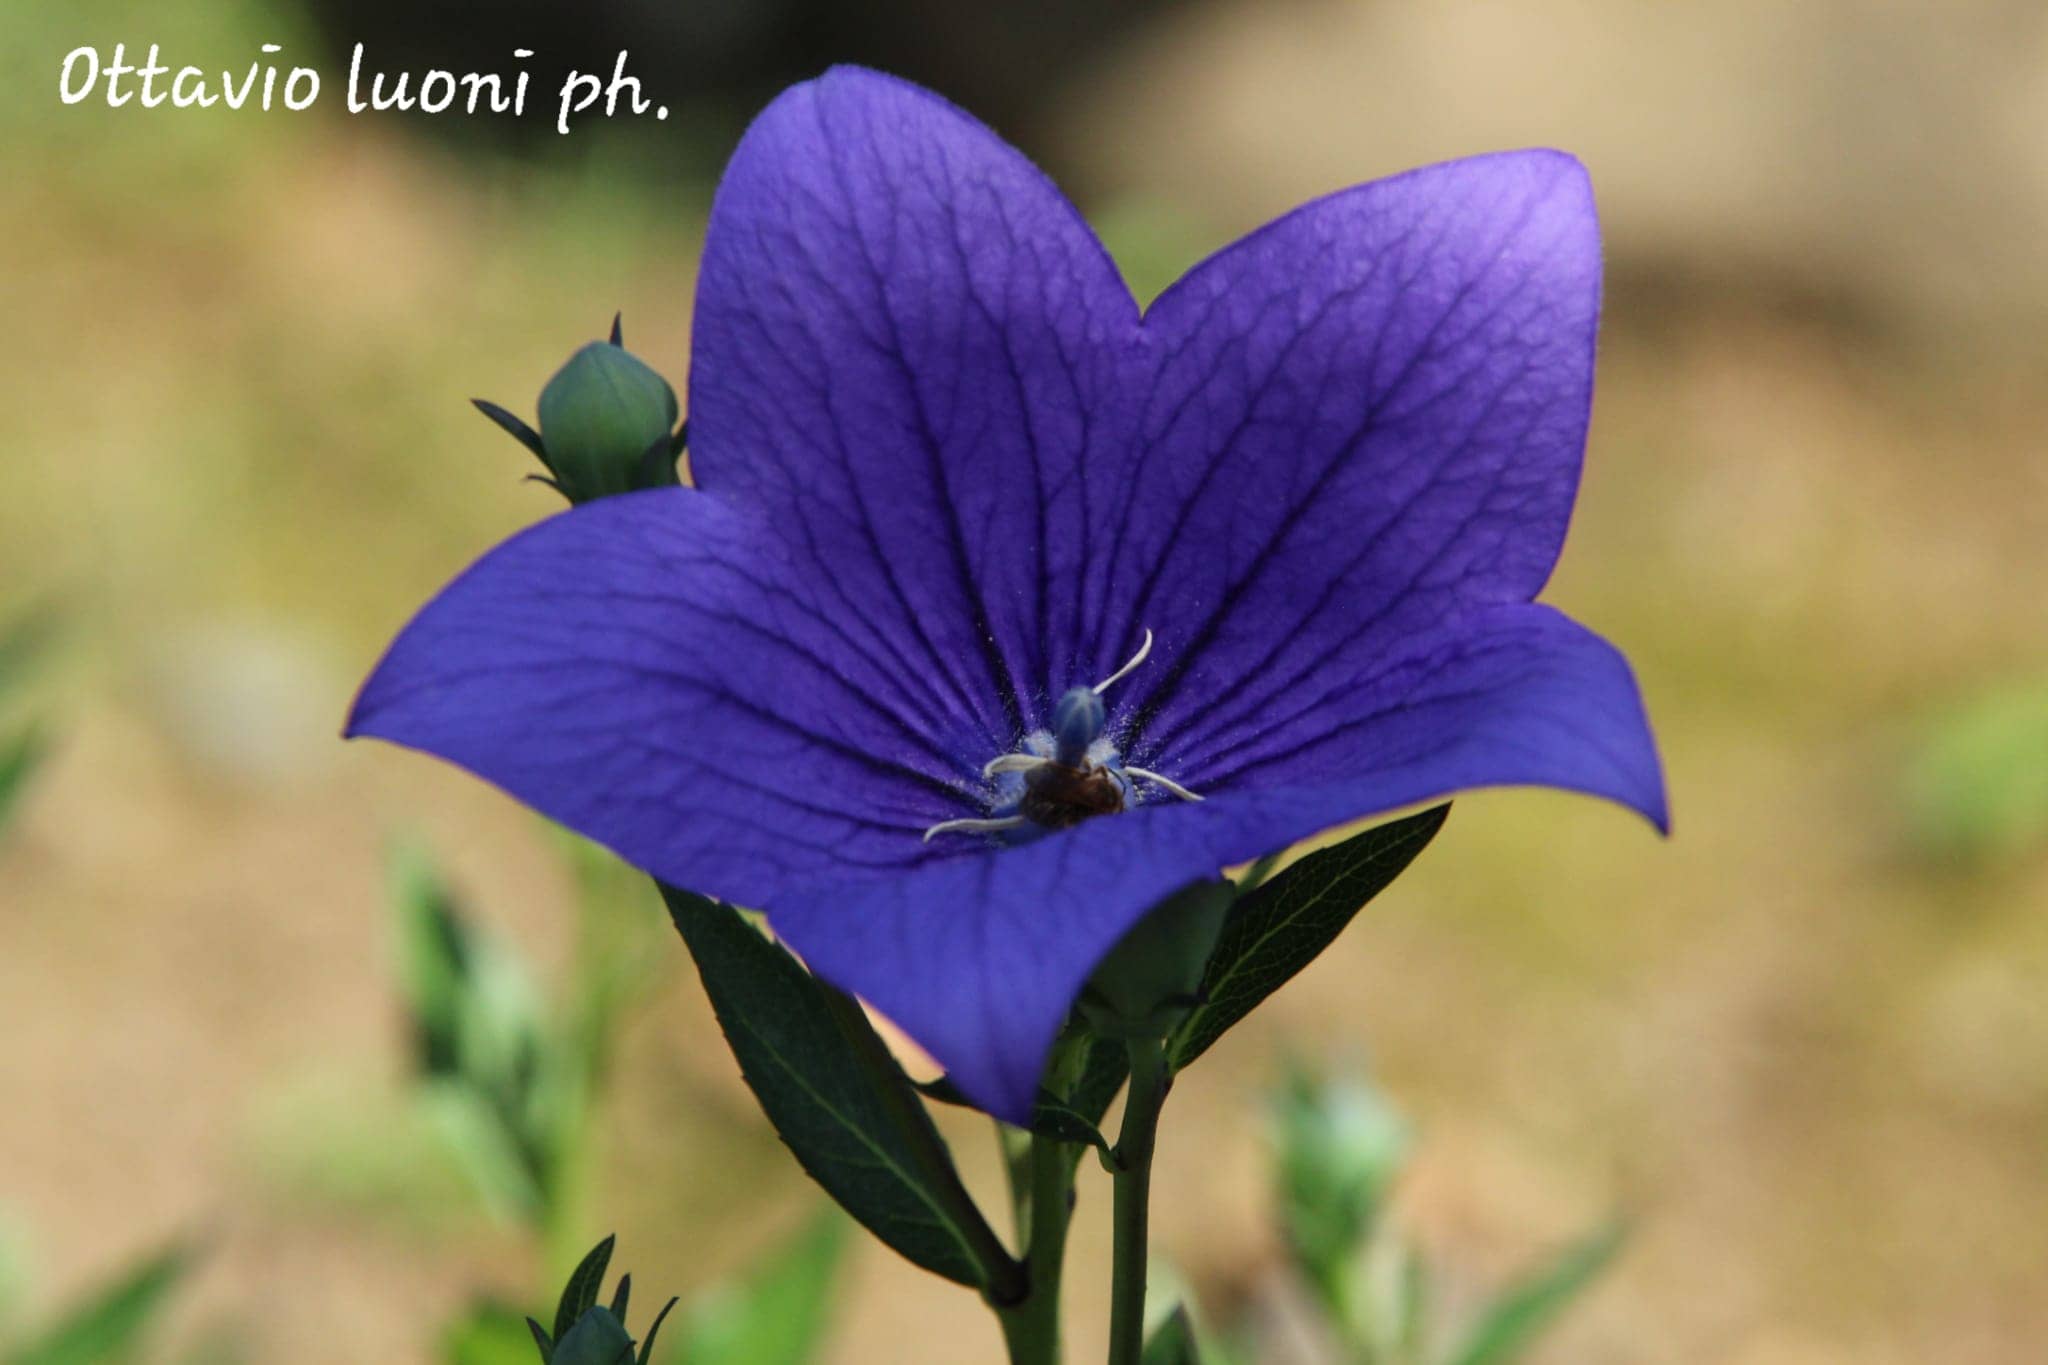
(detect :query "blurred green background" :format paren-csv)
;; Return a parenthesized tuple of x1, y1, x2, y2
(5, 0, 2048, 1361)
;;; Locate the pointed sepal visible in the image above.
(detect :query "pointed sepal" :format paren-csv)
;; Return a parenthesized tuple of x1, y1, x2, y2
(472, 397, 553, 466)
(553, 1235, 617, 1342)
(636, 1297, 679, 1365)
(608, 1272, 631, 1321)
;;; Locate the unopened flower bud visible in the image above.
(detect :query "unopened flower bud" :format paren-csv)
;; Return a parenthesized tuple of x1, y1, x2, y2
(1271, 1066, 1410, 1302)
(1080, 879, 1233, 1039)
(536, 339, 681, 502)
(543, 1307, 634, 1365)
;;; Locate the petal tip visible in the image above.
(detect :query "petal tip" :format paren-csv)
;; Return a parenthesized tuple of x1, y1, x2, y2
(341, 650, 407, 745)
(1645, 783, 1674, 838)
(340, 674, 381, 743)
(339, 698, 375, 743)
(1617, 743, 1672, 837)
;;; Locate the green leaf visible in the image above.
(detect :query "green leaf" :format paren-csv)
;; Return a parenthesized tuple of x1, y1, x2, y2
(3, 1242, 190, 1365)
(388, 847, 546, 1091)
(1140, 1305, 1201, 1365)
(1269, 1064, 1410, 1315)
(662, 886, 1020, 1297)
(417, 1079, 544, 1223)
(1169, 806, 1449, 1070)
(1440, 1223, 1622, 1365)
(670, 1210, 847, 1365)
(0, 727, 48, 835)
(553, 1236, 617, 1343)
(387, 844, 480, 1079)
(387, 843, 563, 1222)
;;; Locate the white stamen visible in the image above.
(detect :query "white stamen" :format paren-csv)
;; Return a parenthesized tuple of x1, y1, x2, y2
(982, 753, 1051, 778)
(1124, 766, 1204, 803)
(1092, 628, 1154, 695)
(922, 814, 1028, 843)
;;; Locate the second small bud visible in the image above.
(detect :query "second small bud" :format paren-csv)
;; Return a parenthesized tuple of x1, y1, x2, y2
(475, 317, 684, 505)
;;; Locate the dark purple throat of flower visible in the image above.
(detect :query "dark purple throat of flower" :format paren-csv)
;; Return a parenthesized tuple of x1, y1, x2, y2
(922, 630, 1206, 844)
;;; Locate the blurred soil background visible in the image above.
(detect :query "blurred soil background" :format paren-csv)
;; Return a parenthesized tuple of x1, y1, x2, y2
(4, 0, 2048, 1361)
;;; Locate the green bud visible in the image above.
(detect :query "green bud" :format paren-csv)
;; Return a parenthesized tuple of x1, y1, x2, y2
(535, 339, 681, 502)
(1079, 879, 1234, 1040)
(1271, 1066, 1410, 1302)
(547, 1307, 635, 1365)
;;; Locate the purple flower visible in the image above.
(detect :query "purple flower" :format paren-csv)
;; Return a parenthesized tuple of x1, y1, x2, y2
(349, 67, 1665, 1120)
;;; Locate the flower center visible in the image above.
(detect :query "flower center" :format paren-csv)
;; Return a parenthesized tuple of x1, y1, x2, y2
(922, 631, 1204, 843)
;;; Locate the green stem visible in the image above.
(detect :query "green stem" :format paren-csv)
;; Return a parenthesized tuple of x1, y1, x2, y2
(1107, 1038, 1171, 1365)
(998, 1122, 1034, 1238)
(996, 1134, 1075, 1365)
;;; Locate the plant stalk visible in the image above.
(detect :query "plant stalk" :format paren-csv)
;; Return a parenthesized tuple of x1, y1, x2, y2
(997, 1133, 1076, 1365)
(1106, 1037, 1171, 1365)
